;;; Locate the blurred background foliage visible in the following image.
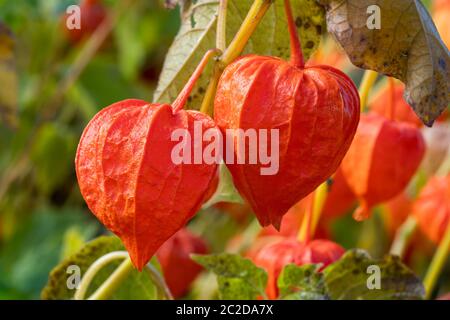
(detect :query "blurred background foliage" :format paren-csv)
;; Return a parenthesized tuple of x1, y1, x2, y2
(0, 0, 179, 299)
(0, 0, 446, 300)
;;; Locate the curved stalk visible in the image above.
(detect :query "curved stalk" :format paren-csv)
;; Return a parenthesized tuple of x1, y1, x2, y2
(74, 251, 129, 300)
(146, 264, 174, 300)
(283, 0, 304, 68)
(424, 222, 450, 299)
(88, 257, 135, 300)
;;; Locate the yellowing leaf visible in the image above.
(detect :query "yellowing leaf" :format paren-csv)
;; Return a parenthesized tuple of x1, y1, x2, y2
(320, 0, 450, 126)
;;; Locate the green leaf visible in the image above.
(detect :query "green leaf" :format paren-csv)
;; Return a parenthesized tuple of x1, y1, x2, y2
(189, 207, 239, 253)
(277, 264, 328, 300)
(320, 0, 450, 126)
(202, 163, 243, 209)
(0, 22, 17, 127)
(41, 236, 160, 300)
(323, 249, 425, 300)
(153, 0, 325, 108)
(59, 227, 88, 261)
(192, 253, 267, 299)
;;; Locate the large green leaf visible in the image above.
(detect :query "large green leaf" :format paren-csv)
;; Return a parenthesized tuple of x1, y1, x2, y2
(153, 0, 325, 108)
(323, 249, 425, 300)
(277, 264, 328, 300)
(41, 236, 160, 300)
(192, 253, 268, 299)
(320, 0, 450, 126)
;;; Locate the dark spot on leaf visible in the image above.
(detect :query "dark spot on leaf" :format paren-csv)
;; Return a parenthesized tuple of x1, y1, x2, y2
(295, 17, 302, 28)
(316, 25, 322, 35)
(304, 22, 311, 29)
(439, 57, 446, 70)
(306, 41, 315, 49)
(190, 11, 196, 28)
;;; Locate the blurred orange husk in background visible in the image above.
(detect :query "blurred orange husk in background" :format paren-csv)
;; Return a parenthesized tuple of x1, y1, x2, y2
(413, 174, 450, 245)
(433, 0, 450, 48)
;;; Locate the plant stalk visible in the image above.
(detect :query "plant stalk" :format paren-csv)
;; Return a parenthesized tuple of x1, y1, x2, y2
(359, 70, 378, 112)
(298, 193, 314, 243)
(424, 222, 450, 299)
(146, 264, 174, 300)
(200, 0, 273, 115)
(172, 49, 221, 112)
(216, 0, 229, 51)
(221, 0, 272, 66)
(387, 77, 396, 120)
(298, 182, 328, 242)
(74, 251, 129, 300)
(390, 216, 417, 258)
(88, 257, 135, 300)
(283, 0, 304, 68)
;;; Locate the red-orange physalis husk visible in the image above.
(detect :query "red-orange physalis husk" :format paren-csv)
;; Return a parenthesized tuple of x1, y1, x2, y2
(76, 51, 219, 270)
(413, 175, 450, 244)
(371, 82, 423, 128)
(383, 191, 413, 238)
(341, 112, 425, 221)
(321, 168, 356, 221)
(214, 0, 360, 228)
(156, 228, 208, 298)
(253, 239, 345, 299)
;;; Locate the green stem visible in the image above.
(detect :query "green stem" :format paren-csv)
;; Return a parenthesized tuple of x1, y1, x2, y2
(221, 0, 272, 66)
(199, 65, 222, 116)
(74, 251, 129, 300)
(297, 182, 328, 242)
(310, 182, 328, 238)
(424, 222, 450, 299)
(358, 70, 378, 112)
(390, 216, 417, 258)
(216, 0, 228, 51)
(146, 264, 174, 300)
(88, 257, 135, 300)
(436, 151, 450, 177)
(200, 0, 273, 115)
(298, 193, 314, 243)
